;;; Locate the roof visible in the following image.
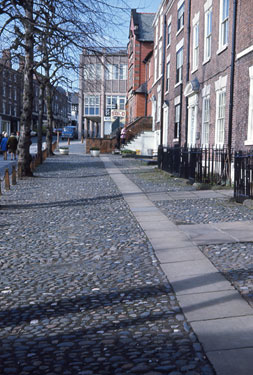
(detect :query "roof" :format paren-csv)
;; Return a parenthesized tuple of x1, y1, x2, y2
(131, 10, 155, 42)
(135, 82, 147, 94)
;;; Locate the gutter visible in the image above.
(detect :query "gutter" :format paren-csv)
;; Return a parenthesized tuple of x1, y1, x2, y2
(228, 0, 238, 150)
(184, 0, 191, 147)
(159, 14, 167, 146)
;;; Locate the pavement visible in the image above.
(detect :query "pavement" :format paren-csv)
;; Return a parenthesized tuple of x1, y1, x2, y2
(0, 141, 252, 375)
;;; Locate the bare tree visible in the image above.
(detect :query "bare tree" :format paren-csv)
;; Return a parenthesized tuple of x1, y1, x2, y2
(0, 0, 131, 176)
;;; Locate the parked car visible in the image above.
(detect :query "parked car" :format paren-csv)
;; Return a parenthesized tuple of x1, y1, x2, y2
(61, 126, 78, 140)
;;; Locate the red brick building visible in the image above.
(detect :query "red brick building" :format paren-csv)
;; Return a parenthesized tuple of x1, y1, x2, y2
(233, 1, 253, 150)
(126, 9, 155, 126)
(144, 0, 252, 152)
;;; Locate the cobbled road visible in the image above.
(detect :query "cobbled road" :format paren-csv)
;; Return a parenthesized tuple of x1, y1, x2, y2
(0, 154, 215, 375)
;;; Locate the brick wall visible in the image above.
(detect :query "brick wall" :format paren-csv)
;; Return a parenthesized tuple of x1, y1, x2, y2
(86, 137, 117, 154)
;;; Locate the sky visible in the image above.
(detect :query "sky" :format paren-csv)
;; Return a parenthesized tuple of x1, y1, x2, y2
(112, 0, 162, 46)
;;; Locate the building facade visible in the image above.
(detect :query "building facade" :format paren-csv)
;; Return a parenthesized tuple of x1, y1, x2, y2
(132, 0, 252, 153)
(78, 48, 128, 139)
(0, 51, 23, 135)
(126, 9, 155, 126)
(0, 50, 69, 136)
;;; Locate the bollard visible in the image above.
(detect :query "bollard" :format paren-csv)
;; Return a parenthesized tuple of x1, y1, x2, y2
(81, 136, 84, 144)
(18, 164, 22, 179)
(12, 165, 17, 185)
(68, 138, 70, 145)
(4, 169, 10, 191)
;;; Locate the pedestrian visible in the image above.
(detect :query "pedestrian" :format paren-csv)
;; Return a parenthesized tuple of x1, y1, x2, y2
(7, 132, 18, 160)
(120, 127, 127, 146)
(1, 132, 9, 160)
(115, 127, 121, 150)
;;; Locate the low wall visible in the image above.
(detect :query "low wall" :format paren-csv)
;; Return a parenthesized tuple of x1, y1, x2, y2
(86, 137, 117, 154)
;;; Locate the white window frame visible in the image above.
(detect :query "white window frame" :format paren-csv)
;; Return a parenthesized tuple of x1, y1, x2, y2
(167, 16, 172, 47)
(192, 23, 199, 72)
(163, 104, 169, 146)
(157, 86, 161, 122)
(176, 47, 183, 84)
(155, 21, 159, 46)
(187, 94, 198, 147)
(201, 85, 211, 147)
(158, 41, 163, 78)
(174, 95, 181, 140)
(154, 48, 158, 82)
(218, 0, 229, 52)
(204, 1, 212, 63)
(119, 64, 127, 80)
(166, 56, 170, 93)
(177, 0, 185, 33)
(159, 15, 163, 39)
(214, 76, 227, 147)
(245, 66, 253, 145)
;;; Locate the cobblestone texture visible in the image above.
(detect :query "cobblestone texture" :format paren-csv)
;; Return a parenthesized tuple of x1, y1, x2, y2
(155, 199, 253, 224)
(201, 243, 253, 308)
(113, 158, 195, 193)
(113, 156, 253, 310)
(0, 154, 215, 375)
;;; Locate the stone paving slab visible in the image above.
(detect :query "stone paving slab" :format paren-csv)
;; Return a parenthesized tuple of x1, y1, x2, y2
(139, 220, 177, 231)
(179, 223, 239, 244)
(215, 220, 253, 242)
(146, 192, 171, 201)
(169, 272, 234, 295)
(149, 236, 191, 250)
(103, 156, 253, 375)
(178, 290, 253, 321)
(155, 246, 206, 263)
(191, 315, 253, 351)
(161, 259, 218, 279)
(207, 348, 253, 375)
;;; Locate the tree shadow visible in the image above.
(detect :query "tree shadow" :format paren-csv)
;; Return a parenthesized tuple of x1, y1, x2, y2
(0, 194, 123, 211)
(0, 283, 215, 374)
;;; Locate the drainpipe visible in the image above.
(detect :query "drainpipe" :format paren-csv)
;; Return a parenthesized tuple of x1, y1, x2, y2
(184, 0, 191, 147)
(228, 0, 237, 151)
(145, 62, 148, 117)
(159, 14, 167, 146)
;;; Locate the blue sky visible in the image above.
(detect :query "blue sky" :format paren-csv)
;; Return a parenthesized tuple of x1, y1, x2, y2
(111, 0, 162, 46)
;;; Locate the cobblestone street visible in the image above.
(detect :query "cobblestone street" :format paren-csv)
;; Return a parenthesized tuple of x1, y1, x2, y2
(114, 157, 253, 309)
(0, 153, 215, 375)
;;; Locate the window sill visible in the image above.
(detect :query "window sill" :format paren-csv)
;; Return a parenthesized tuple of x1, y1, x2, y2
(166, 43, 171, 49)
(217, 44, 228, 55)
(191, 67, 198, 74)
(174, 81, 182, 88)
(173, 138, 179, 143)
(152, 76, 162, 88)
(176, 27, 184, 37)
(203, 57, 211, 65)
(165, 90, 169, 95)
(244, 140, 253, 146)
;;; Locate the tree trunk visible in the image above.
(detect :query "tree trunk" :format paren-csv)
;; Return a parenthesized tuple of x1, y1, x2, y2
(37, 82, 45, 164)
(45, 66, 53, 156)
(18, 0, 34, 177)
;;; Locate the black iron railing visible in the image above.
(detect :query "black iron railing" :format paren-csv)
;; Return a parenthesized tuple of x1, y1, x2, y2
(158, 146, 232, 185)
(234, 151, 253, 202)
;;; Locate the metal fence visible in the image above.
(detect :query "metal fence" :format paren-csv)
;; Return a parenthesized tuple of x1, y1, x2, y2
(158, 146, 232, 185)
(234, 151, 253, 202)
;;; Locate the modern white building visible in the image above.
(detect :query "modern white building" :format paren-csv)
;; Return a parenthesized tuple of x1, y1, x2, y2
(78, 48, 128, 139)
